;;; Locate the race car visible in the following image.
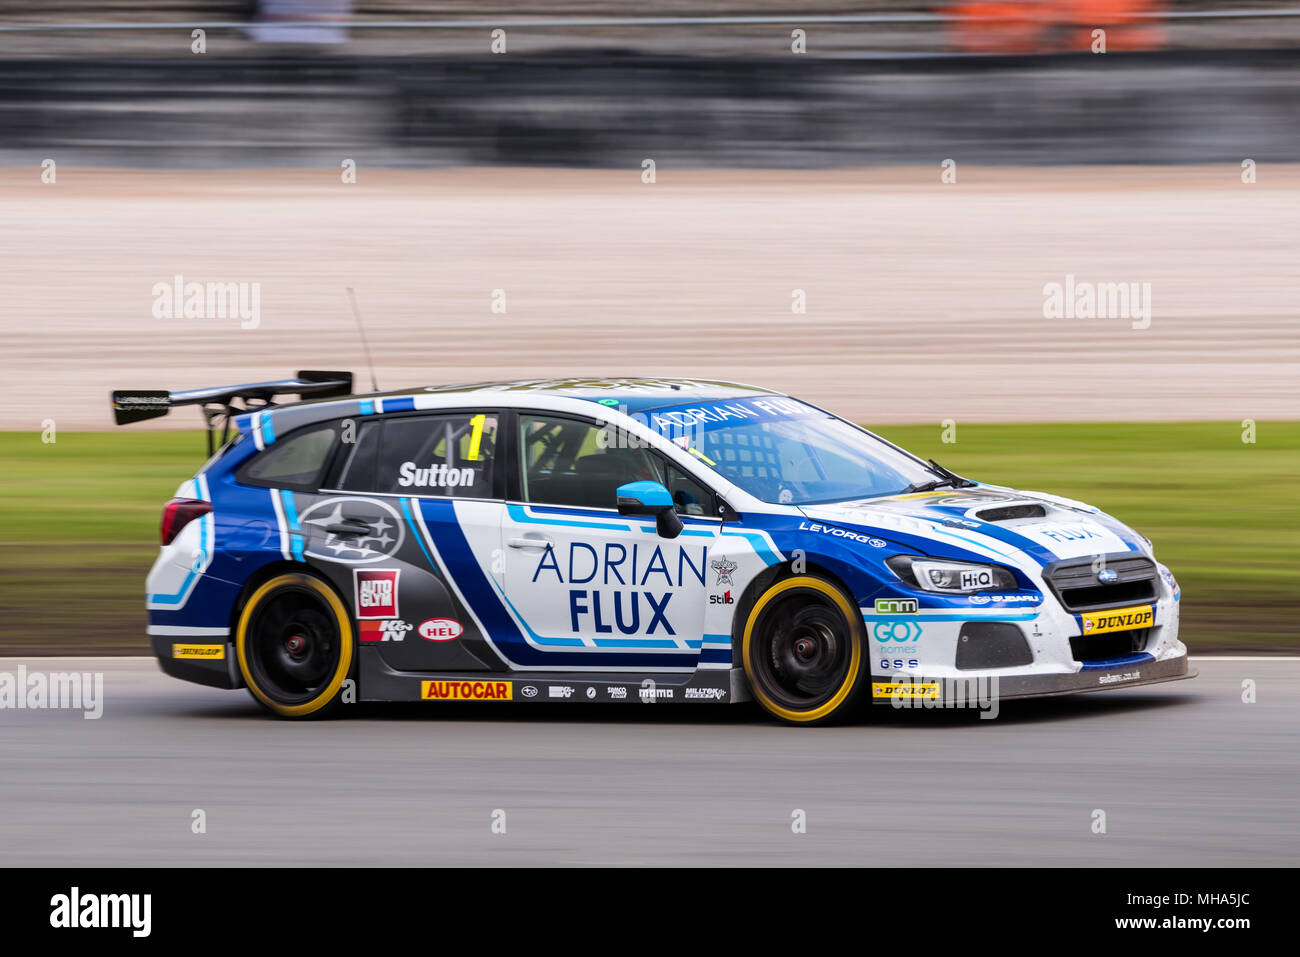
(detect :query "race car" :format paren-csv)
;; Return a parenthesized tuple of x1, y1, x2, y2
(113, 373, 1192, 723)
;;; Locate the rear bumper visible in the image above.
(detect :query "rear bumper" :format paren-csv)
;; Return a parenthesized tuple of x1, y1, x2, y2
(871, 652, 1194, 705)
(151, 635, 242, 690)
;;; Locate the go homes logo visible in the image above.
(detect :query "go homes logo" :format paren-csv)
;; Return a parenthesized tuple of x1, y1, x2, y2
(420, 680, 512, 701)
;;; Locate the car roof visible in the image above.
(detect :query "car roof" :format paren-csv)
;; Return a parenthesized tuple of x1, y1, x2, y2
(400, 376, 780, 413)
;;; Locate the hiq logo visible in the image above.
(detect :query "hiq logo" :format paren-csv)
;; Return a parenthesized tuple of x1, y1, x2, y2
(873, 621, 923, 643)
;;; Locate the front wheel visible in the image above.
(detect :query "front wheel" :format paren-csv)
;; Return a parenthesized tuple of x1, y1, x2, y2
(235, 572, 355, 719)
(741, 575, 866, 725)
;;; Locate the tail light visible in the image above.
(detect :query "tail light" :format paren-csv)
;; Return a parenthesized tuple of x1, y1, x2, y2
(161, 498, 212, 546)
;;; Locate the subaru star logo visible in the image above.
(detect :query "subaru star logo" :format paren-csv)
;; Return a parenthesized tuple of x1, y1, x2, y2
(1098, 568, 1119, 584)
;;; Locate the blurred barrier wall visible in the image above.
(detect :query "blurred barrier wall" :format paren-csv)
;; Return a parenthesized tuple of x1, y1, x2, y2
(0, 49, 1298, 167)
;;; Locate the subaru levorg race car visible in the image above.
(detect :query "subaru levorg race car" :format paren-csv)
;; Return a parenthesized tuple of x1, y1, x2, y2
(113, 373, 1192, 723)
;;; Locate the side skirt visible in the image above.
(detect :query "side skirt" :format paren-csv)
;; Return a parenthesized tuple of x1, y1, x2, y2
(360, 652, 751, 705)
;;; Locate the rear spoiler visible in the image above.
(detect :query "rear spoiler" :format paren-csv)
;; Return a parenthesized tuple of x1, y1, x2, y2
(112, 370, 353, 455)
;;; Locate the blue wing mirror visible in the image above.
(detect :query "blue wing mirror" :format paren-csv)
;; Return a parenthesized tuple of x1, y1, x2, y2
(615, 481, 683, 539)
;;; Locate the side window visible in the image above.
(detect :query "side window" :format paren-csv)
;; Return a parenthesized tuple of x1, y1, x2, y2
(239, 422, 339, 490)
(350, 413, 498, 497)
(333, 419, 382, 491)
(661, 462, 718, 517)
(519, 414, 662, 509)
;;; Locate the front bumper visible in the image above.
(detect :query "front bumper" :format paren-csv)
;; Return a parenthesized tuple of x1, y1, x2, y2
(871, 651, 1194, 705)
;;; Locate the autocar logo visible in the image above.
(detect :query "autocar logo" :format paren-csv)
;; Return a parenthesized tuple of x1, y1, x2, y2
(299, 496, 405, 565)
(521, 685, 539, 698)
(418, 618, 464, 641)
(1097, 568, 1119, 584)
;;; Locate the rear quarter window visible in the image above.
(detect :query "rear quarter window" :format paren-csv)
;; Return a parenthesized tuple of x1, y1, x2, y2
(238, 423, 339, 490)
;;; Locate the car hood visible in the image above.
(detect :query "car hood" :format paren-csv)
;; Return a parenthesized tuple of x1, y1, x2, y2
(799, 485, 1149, 568)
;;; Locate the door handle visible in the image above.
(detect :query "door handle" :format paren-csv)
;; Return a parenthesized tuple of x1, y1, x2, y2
(508, 538, 554, 550)
(326, 519, 372, 536)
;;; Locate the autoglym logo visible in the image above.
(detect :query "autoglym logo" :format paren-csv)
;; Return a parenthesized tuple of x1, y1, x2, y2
(50, 887, 151, 937)
(354, 569, 399, 619)
(152, 274, 261, 330)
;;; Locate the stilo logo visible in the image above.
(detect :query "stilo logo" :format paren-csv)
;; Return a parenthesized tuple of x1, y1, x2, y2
(709, 590, 735, 605)
(418, 618, 464, 641)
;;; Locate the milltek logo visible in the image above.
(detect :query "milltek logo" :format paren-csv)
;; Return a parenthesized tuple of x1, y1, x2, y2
(874, 598, 918, 614)
(684, 687, 726, 700)
(50, 887, 150, 937)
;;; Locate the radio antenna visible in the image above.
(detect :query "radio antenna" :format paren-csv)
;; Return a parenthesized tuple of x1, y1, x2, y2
(346, 287, 380, 393)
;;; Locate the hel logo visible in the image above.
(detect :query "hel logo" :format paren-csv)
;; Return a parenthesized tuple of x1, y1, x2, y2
(421, 680, 511, 701)
(172, 643, 225, 660)
(418, 618, 464, 642)
(1081, 604, 1154, 635)
(354, 569, 399, 619)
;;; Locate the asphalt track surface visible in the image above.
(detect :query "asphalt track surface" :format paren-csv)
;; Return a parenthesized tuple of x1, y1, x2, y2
(0, 657, 1294, 867)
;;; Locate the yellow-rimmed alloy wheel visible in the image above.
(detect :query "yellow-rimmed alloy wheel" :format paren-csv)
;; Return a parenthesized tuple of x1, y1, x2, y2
(236, 572, 354, 719)
(742, 576, 865, 725)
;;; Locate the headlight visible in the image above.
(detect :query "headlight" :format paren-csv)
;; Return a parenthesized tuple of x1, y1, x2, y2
(887, 555, 1018, 593)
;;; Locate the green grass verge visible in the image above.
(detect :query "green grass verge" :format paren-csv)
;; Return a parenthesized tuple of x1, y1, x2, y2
(0, 423, 1296, 653)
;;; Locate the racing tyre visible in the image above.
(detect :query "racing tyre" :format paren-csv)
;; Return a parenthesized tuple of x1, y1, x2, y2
(235, 572, 355, 719)
(742, 575, 866, 725)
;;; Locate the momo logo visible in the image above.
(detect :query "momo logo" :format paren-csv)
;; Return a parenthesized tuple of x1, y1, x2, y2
(360, 619, 412, 642)
(421, 680, 512, 701)
(354, 569, 399, 619)
(711, 557, 737, 586)
(398, 462, 475, 489)
(418, 618, 463, 642)
(873, 621, 923, 643)
(1081, 605, 1154, 635)
(301, 497, 405, 565)
(874, 598, 918, 614)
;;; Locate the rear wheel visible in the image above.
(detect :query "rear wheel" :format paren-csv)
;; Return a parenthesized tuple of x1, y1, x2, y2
(741, 575, 865, 725)
(235, 572, 354, 718)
